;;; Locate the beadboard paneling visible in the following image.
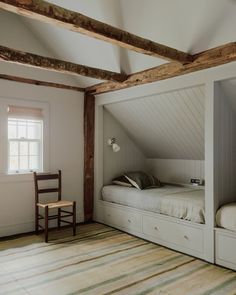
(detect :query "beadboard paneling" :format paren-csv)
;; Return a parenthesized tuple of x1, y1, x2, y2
(105, 85, 205, 160)
(103, 109, 146, 184)
(215, 83, 236, 208)
(147, 159, 204, 184)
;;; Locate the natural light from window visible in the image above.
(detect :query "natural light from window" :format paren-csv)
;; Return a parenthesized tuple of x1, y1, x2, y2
(8, 118, 43, 173)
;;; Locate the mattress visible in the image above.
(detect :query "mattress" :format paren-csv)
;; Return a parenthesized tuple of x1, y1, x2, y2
(102, 185, 205, 223)
(216, 203, 236, 232)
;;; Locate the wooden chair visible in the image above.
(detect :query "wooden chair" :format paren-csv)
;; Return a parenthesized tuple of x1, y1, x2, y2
(34, 170, 76, 242)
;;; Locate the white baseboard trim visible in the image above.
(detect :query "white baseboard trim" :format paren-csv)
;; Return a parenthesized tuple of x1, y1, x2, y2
(0, 213, 84, 238)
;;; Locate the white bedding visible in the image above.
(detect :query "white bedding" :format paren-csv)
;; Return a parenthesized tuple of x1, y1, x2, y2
(216, 203, 236, 232)
(102, 185, 205, 223)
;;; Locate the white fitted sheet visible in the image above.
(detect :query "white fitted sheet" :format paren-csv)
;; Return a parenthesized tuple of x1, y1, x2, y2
(216, 203, 236, 232)
(102, 185, 205, 224)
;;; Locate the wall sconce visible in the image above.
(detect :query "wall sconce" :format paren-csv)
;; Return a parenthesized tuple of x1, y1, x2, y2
(107, 138, 121, 153)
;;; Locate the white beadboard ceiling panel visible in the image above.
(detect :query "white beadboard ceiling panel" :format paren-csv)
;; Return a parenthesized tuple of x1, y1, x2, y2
(105, 85, 205, 160)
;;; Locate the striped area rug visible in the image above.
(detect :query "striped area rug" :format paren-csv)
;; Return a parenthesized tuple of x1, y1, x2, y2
(0, 223, 235, 295)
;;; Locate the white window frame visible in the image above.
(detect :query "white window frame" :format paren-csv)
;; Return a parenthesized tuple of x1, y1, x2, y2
(0, 97, 49, 181)
(8, 118, 43, 174)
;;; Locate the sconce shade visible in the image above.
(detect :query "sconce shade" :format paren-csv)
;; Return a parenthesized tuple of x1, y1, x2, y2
(107, 138, 114, 145)
(107, 137, 121, 152)
(112, 143, 120, 153)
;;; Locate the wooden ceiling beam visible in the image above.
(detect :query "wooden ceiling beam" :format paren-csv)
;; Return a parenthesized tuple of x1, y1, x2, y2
(84, 92, 95, 222)
(0, 45, 127, 82)
(0, 73, 85, 92)
(86, 42, 236, 95)
(0, 0, 193, 64)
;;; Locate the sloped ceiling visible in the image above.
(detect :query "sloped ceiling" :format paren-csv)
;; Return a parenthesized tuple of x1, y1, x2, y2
(0, 10, 82, 87)
(7, 0, 236, 86)
(105, 85, 205, 160)
(1, 0, 236, 87)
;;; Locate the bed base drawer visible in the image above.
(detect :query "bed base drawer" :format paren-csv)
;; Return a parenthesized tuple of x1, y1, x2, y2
(215, 229, 236, 271)
(143, 215, 203, 253)
(103, 205, 142, 232)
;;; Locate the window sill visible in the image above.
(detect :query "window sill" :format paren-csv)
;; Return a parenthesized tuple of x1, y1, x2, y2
(0, 173, 34, 183)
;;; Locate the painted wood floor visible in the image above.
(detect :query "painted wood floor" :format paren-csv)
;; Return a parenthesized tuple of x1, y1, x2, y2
(0, 223, 235, 295)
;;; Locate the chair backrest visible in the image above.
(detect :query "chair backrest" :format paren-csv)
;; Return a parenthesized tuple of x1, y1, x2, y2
(34, 170, 61, 204)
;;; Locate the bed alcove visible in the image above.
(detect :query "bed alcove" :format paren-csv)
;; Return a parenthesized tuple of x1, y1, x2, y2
(95, 84, 209, 261)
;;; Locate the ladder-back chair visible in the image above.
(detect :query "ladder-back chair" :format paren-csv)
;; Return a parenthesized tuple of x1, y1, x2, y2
(34, 170, 76, 242)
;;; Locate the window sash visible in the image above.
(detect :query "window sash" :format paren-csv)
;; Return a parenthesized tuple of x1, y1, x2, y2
(8, 139, 42, 173)
(8, 118, 42, 140)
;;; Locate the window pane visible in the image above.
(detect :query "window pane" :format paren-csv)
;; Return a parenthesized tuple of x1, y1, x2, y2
(29, 156, 38, 170)
(28, 123, 41, 139)
(19, 156, 28, 170)
(9, 142, 18, 156)
(10, 156, 19, 171)
(20, 142, 28, 156)
(29, 142, 39, 155)
(18, 123, 27, 139)
(8, 124, 17, 138)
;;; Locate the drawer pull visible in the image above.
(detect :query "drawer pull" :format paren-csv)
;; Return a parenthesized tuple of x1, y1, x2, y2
(107, 214, 111, 217)
(128, 219, 131, 223)
(184, 235, 189, 240)
(154, 226, 159, 231)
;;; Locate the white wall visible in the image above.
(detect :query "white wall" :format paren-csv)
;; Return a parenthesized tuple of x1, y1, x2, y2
(103, 109, 146, 184)
(147, 159, 204, 185)
(0, 80, 84, 237)
(0, 11, 84, 237)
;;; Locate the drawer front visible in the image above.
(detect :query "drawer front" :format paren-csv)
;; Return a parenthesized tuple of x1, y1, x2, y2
(216, 233, 236, 266)
(103, 206, 142, 232)
(143, 215, 203, 253)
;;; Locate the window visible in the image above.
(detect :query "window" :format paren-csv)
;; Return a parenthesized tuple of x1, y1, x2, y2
(0, 100, 48, 177)
(7, 106, 44, 174)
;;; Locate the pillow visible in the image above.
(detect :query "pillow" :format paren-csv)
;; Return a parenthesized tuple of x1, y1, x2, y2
(124, 171, 161, 190)
(216, 203, 236, 232)
(112, 175, 133, 187)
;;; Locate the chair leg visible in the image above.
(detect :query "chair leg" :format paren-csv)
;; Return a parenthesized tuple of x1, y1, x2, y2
(45, 206, 49, 243)
(73, 202, 76, 236)
(35, 206, 39, 234)
(58, 208, 61, 229)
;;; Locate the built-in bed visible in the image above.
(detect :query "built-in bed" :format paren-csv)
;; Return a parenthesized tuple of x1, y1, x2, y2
(102, 184, 205, 223)
(215, 203, 236, 271)
(97, 183, 206, 260)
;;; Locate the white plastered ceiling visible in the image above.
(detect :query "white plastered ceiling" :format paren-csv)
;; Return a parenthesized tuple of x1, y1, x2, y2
(1, 0, 236, 88)
(105, 85, 205, 160)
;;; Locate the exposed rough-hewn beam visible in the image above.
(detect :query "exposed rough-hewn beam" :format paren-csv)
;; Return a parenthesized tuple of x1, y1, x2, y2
(0, 74, 85, 92)
(0, 45, 127, 82)
(0, 0, 193, 64)
(86, 42, 236, 95)
(84, 93, 95, 222)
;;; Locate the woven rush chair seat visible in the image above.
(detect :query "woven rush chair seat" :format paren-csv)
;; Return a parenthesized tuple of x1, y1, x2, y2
(37, 200, 73, 209)
(34, 170, 76, 242)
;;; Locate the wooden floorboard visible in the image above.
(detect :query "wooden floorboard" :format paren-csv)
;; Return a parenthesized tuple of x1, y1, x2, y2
(0, 223, 235, 295)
